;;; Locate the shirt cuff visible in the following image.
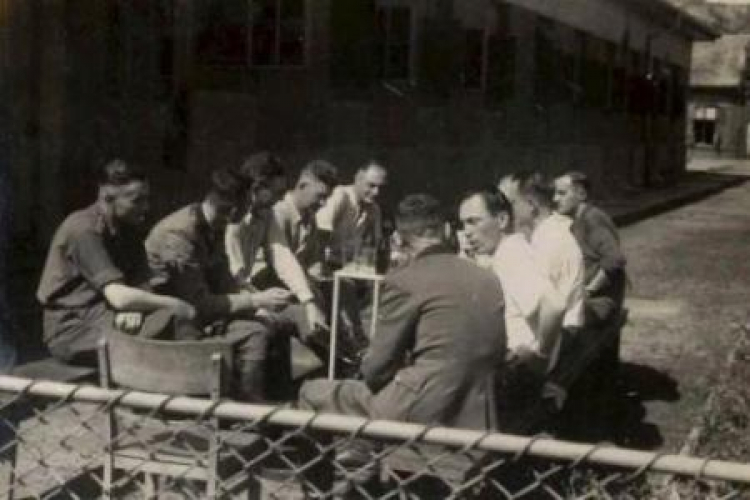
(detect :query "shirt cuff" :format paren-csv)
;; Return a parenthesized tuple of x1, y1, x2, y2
(297, 290, 315, 304)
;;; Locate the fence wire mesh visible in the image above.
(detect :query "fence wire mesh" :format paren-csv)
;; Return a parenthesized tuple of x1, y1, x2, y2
(0, 377, 749, 500)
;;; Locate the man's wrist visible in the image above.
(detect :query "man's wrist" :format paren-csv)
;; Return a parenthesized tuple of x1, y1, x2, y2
(233, 266, 251, 283)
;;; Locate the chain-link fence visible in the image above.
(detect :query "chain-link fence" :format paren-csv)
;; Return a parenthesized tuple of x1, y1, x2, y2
(1, 376, 749, 500)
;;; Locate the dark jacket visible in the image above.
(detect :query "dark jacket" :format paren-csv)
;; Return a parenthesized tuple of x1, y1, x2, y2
(362, 246, 506, 430)
(570, 204, 627, 305)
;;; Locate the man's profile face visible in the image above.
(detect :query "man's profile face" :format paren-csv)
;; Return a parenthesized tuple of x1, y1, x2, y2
(553, 176, 582, 216)
(253, 176, 287, 214)
(111, 181, 150, 226)
(298, 178, 331, 213)
(498, 177, 534, 231)
(354, 167, 387, 204)
(213, 198, 240, 230)
(459, 195, 506, 256)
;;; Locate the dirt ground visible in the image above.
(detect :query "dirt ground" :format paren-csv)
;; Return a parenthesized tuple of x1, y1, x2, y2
(610, 180, 750, 452)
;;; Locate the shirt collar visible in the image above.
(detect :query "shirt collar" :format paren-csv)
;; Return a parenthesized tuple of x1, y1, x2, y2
(413, 242, 452, 260)
(283, 192, 304, 226)
(344, 185, 361, 208)
(91, 202, 119, 236)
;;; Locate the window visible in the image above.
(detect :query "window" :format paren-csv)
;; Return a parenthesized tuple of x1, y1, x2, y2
(534, 16, 559, 105)
(462, 29, 486, 90)
(195, 0, 307, 68)
(377, 6, 413, 80)
(693, 106, 717, 145)
(251, 0, 306, 66)
(484, 3, 515, 107)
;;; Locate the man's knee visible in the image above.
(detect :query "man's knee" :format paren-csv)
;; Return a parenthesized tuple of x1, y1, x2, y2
(225, 320, 275, 361)
(298, 379, 373, 417)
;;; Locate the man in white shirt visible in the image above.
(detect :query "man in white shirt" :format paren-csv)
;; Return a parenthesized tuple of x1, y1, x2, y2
(458, 189, 565, 372)
(498, 173, 585, 333)
(316, 161, 387, 269)
(225, 152, 289, 287)
(266, 160, 339, 332)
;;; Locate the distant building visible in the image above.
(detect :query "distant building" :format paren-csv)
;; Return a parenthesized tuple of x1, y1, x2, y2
(689, 35, 750, 157)
(2, 0, 716, 250)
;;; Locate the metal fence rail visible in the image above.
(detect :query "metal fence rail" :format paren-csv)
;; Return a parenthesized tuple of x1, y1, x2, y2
(0, 375, 749, 499)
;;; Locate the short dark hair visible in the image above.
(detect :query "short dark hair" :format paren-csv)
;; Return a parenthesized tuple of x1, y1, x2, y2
(396, 194, 445, 238)
(462, 188, 513, 218)
(235, 152, 286, 190)
(519, 171, 554, 210)
(357, 160, 387, 175)
(301, 160, 339, 188)
(98, 159, 146, 187)
(564, 171, 591, 196)
(207, 167, 247, 207)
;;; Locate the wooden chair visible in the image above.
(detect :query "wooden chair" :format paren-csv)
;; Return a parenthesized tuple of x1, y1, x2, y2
(97, 332, 262, 499)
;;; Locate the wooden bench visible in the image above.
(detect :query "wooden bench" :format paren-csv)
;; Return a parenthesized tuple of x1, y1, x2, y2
(12, 357, 96, 383)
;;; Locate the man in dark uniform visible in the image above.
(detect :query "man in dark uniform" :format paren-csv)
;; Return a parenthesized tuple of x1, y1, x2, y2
(146, 167, 295, 402)
(37, 160, 196, 364)
(299, 194, 507, 430)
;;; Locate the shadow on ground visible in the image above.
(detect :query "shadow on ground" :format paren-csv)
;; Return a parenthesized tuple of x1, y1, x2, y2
(553, 362, 680, 449)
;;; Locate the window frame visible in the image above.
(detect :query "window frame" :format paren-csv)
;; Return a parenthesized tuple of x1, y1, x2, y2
(248, 0, 310, 69)
(194, 0, 311, 70)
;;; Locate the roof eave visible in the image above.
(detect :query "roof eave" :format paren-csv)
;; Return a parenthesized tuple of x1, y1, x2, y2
(625, 0, 720, 41)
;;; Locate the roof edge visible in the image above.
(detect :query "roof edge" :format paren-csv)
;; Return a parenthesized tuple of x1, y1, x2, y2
(625, 0, 720, 41)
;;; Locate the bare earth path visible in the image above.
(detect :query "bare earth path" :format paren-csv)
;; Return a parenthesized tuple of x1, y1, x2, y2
(616, 178, 750, 451)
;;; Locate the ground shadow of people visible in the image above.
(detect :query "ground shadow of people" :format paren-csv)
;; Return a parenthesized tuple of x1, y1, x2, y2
(551, 361, 679, 449)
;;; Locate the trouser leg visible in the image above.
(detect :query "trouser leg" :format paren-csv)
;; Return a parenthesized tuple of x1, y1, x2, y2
(299, 379, 380, 490)
(224, 319, 292, 402)
(45, 303, 114, 366)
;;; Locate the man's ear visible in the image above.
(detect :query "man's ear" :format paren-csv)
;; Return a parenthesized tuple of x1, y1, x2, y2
(498, 213, 511, 231)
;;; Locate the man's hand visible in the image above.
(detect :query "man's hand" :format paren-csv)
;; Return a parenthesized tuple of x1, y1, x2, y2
(251, 288, 294, 312)
(170, 299, 197, 321)
(514, 346, 549, 377)
(304, 301, 329, 333)
(114, 312, 144, 334)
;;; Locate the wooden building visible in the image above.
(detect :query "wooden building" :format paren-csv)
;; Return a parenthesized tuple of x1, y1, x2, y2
(1, 0, 716, 249)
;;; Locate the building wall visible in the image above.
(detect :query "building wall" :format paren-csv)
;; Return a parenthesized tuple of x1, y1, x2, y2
(688, 90, 750, 157)
(3, 0, 700, 251)
(186, 0, 694, 209)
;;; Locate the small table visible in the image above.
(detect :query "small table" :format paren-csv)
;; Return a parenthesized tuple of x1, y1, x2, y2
(328, 267, 384, 380)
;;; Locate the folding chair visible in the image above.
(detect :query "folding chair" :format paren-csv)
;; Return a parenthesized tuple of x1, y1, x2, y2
(98, 332, 262, 499)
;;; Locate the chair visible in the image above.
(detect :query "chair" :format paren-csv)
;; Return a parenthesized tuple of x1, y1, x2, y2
(97, 332, 262, 499)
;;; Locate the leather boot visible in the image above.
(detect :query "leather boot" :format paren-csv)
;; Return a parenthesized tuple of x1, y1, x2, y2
(236, 359, 266, 403)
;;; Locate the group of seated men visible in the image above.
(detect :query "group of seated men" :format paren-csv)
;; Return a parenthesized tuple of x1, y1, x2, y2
(36, 152, 625, 432)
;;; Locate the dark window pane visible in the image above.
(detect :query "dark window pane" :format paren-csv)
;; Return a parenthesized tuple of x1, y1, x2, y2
(463, 29, 484, 89)
(252, 22, 277, 65)
(280, 22, 305, 65)
(281, 0, 304, 19)
(377, 7, 412, 80)
(390, 8, 411, 43)
(386, 45, 410, 79)
(251, 1, 278, 65)
(196, 0, 248, 65)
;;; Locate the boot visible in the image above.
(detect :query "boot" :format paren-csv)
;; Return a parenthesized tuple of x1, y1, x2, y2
(236, 359, 266, 403)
